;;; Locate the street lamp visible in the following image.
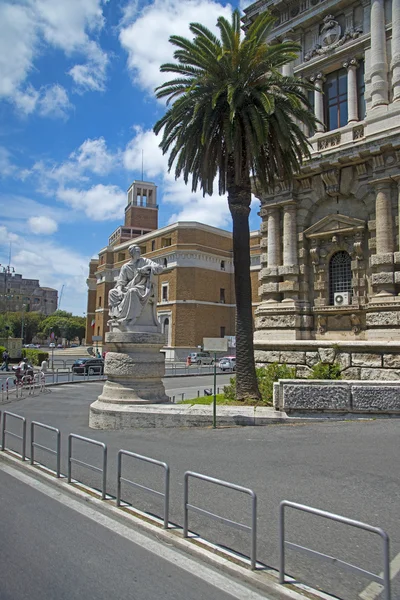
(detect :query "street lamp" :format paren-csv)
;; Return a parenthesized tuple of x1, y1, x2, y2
(21, 304, 26, 344)
(0, 263, 16, 313)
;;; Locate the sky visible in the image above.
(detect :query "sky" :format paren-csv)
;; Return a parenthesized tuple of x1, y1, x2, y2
(0, 0, 258, 316)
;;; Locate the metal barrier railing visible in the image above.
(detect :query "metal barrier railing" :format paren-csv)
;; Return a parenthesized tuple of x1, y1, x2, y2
(31, 421, 61, 478)
(117, 450, 170, 529)
(279, 500, 391, 600)
(68, 434, 107, 500)
(1, 411, 26, 460)
(184, 471, 257, 569)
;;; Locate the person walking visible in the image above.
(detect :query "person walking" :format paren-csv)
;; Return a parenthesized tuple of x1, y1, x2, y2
(1, 349, 10, 371)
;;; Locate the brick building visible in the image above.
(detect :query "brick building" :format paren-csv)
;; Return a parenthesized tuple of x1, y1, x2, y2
(85, 180, 261, 360)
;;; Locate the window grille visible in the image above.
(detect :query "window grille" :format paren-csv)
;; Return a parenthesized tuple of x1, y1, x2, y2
(329, 251, 352, 305)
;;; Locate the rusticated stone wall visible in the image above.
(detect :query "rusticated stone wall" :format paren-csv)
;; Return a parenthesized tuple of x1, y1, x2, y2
(274, 379, 400, 414)
(255, 340, 400, 380)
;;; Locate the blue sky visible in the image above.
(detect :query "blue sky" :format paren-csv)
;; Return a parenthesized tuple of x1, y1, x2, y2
(0, 0, 259, 316)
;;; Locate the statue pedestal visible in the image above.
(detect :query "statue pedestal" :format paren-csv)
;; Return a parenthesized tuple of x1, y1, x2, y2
(89, 330, 169, 429)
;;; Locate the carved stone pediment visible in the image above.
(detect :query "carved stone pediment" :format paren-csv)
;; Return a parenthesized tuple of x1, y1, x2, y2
(304, 214, 366, 239)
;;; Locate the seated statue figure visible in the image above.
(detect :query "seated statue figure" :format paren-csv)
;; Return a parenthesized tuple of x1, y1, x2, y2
(108, 244, 164, 328)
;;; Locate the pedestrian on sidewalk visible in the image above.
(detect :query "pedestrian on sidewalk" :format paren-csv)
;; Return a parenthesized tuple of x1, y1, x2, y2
(1, 349, 10, 371)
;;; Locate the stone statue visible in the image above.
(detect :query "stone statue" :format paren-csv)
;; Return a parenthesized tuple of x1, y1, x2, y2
(108, 244, 163, 329)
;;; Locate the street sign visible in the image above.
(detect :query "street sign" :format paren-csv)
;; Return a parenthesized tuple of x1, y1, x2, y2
(203, 337, 228, 352)
(92, 335, 102, 341)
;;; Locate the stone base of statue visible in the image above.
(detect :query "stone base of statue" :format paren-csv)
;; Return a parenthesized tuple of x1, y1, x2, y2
(89, 299, 169, 430)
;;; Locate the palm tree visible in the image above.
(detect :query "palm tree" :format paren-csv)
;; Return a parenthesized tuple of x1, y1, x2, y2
(154, 9, 316, 401)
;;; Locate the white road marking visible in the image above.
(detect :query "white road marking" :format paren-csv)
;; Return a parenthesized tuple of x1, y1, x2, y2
(0, 463, 270, 600)
(359, 552, 400, 600)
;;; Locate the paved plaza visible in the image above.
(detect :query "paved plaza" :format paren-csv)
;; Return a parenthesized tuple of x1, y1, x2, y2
(1, 381, 399, 600)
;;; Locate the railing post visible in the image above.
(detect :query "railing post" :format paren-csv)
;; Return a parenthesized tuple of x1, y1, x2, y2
(183, 472, 189, 538)
(279, 502, 285, 583)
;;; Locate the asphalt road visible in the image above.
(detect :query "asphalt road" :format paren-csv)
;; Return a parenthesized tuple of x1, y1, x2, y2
(1, 382, 399, 600)
(0, 469, 264, 600)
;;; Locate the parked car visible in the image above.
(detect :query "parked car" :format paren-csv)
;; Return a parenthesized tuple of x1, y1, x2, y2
(57, 344, 63, 348)
(70, 343, 79, 348)
(49, 343, 55, 348)
(72, 357, 104, 375)
(218, 356, 236, 372)
(187, 351, 213, 365)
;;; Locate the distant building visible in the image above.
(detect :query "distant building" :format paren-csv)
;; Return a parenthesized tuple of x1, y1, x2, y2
(0, 272, 58, 315)
(85, 180, 261, 360)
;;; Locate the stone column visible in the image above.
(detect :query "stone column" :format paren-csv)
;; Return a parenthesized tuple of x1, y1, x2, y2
(370, 0, 388, 107)
(282, 34, 294, 77)
(344, 59, 359, 122)
(267, 207, 281, 267)
(375, 181, 394, 254)
(311, 73, 325, 132)
(370, 179, 395, 296)
(283, 204, 298, 265)
(392, 0, 400, 101)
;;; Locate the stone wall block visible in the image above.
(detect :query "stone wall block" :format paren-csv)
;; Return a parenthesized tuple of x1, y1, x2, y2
(306, 352, 320, 367)
(340, 367, 361, 379)
(370, 253, 393, 266)
(254, 350, 280, 363)
(351, 353, 382, 367)
(260, 283, 279, 293)
(279, 281, 300, 292)
(366, 312, 399, 326)
(335, 352, 351, 370)
(394, 252, 400, 264)
(383, 354, 400, 368)
(278, 265, 300, 276)
(283, 384, 350, 411)
(296, 365, 312, 378)
(258, 314, 297, 328)
(360, 368, 400, 380)
(352, 386, 400, 411)
(395, 272, 400, 284)
(371, 272, 394, 285)
(318, 347, 336, 363)
(279, 351, 306, 364)
(260, 267, 279, 278)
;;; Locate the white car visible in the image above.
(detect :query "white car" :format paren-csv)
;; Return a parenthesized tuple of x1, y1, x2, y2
(218, 356, 236, 372)
(49, 343, 55, 348)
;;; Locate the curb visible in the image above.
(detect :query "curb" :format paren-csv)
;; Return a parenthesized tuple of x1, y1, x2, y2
(0, 451, 333, 600)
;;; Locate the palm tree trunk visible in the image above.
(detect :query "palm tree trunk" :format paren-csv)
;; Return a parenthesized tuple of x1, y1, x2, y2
(228, 174, 261, 402)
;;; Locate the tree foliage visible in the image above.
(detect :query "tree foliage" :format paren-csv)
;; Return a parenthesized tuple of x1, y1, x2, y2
(154, 9, 316, 400)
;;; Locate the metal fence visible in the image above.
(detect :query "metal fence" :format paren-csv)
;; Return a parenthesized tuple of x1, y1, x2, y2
(68, 434, 107, 500)
(0, 409, 393, 599)
(30, 421, 61, 478)
(183, 471, 257, 569)
(1, 411, 26, 460)
(117, 450, 170, 529)
(279, 500, 391, 600)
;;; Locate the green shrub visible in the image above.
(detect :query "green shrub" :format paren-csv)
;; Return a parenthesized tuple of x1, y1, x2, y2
(0, 346, 6, 357)
(21, 349, 49, 366)
(223, 362, 297, 405)
(308, 362, 342, 380)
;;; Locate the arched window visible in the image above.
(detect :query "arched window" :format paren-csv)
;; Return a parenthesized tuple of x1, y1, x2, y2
(329, 251, 352, 305)
(163, 318, 170, 346)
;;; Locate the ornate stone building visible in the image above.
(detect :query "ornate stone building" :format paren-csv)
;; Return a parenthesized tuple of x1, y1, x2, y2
(243, 0, 400, 348)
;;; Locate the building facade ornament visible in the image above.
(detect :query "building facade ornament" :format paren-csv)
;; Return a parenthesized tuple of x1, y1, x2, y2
(304, 15, 362, 61)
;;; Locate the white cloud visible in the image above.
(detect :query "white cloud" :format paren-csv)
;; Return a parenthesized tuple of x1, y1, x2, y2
(68, 41, 109, 92)
(119, 0, 233, 94)
(57, 184, 126, 221)
(123, 126, 231, 228)
(0, 3, 37, 98)
(72, 137, 116, 174)
(38, 84, 72, 119)
(0, 147, 16, 177)
(0, 0, 109, 113)
(0, 224, 90, 315)
(28, 216, 58, 235)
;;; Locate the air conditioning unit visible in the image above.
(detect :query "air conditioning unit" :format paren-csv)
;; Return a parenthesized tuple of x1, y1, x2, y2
(334, 292, 350, 306)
